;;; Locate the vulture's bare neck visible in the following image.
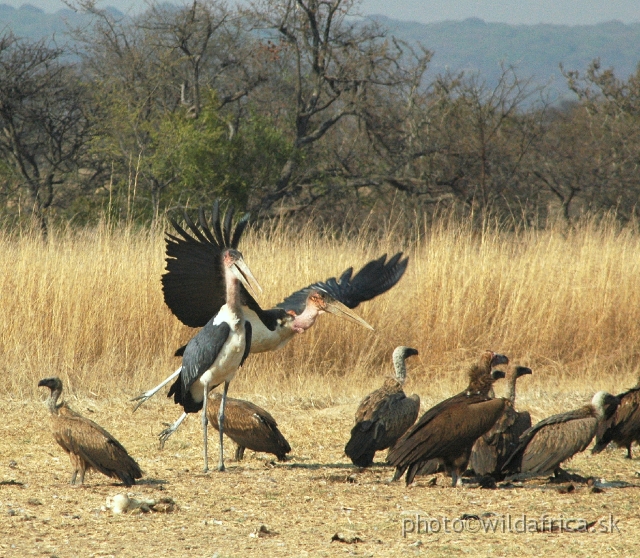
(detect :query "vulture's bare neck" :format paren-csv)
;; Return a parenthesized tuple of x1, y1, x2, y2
(46, 389, 62, 415)
(393, 352, 408, 383)
(506, 374, 518, 404)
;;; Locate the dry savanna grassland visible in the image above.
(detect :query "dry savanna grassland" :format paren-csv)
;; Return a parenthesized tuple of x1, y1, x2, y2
(1, 212, 640, 557)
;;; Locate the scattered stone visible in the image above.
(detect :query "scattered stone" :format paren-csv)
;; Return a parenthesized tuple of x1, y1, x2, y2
(331, 533, 363, 544)
(250, 524, 277, 538)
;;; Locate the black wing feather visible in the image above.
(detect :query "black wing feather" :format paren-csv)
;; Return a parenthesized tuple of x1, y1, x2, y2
(212, 200, 224, 247)
(276, 252, 409, 314)
(240, 321, 252, 367)
(223, 204, 234, 246)
(161, 201, 252, 328)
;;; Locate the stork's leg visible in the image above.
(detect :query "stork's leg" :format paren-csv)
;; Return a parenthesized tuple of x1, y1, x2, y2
(217, 381, 230, 472)
(202, 382, 210, 473)
(626, 444, 632, 459)
(78, 464, 86, 485)
(131, 366, 182, 412)
(70, 470, 78, 485)
(158, 412, 188, 449)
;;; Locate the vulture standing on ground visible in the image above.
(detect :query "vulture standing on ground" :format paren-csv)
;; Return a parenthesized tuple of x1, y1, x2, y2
(469, 365, 532, 478)
(38, 377, 142, 486)
(502, 391, 620, 478)
(592, 379, 640, 459)
(344, 346, 420, 467)
(204, 394, 291, 461)
(387, 351, 509, 486)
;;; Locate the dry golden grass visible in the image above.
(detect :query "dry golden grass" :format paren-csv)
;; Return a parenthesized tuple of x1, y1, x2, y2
(2, 213, 640, 556)
(2, 212, 640, 401)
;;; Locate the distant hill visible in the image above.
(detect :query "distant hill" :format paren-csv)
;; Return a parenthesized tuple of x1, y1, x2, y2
(0, 3, 121, 47)
(1, 4, 638, 99)
(370, 15, 640, 100)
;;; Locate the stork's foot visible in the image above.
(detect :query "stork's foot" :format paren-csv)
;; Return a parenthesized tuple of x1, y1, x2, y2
(158, 425, 179, 449)
(130, 392, 152, 412)
(217, 463, 226, 472)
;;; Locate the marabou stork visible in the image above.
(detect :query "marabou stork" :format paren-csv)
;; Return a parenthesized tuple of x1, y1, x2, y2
(133, 201, 404, 445)
(39, 378, 142, 486)
(168, 247, 262, 472)
(345, 346, 420, 467)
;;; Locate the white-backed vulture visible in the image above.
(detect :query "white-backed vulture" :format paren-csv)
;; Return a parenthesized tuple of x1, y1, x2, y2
(503, 391, 620, 478)
(387, 350, 509, 486)
(344, 346, 420, 467)
(38, 377, 142, 486)
(469, 365, 532, 478)
(205, 394, 291, 461)
(592, 380, 640, 458)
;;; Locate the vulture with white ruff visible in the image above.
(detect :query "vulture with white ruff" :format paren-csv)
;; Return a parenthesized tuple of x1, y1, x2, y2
(387, 350, 509, 486)
(503, 391, 620, 478)
(592, 380, 640, 459)
(345, 346, 420, 467)
(39, 377, 142, 486)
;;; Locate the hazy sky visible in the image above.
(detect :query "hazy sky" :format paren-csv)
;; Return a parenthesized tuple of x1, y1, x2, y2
(3, 0, 640, 25)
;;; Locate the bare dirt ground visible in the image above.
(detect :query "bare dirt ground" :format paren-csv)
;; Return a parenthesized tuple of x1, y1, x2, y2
(2, 396, 640, 558)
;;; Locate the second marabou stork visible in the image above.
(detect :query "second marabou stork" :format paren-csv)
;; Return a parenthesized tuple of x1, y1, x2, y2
(133, 202, 405, 446)
(168, 247, 262, 472)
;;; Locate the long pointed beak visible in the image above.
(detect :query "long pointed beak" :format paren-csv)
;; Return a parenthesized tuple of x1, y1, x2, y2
(232, 259, 262, 299)
(324, 298, 374, 331)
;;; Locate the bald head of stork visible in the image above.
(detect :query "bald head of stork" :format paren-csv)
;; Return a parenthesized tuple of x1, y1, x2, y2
(289, 290, 374, 333)
(222, 248, 262, 301)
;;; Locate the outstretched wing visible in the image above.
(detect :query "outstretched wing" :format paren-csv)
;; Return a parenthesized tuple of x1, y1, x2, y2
(276, 252, 409, 315)
(161, 201, 251, 328)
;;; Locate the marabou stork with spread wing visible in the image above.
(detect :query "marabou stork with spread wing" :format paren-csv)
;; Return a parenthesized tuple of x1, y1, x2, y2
(169, 247, 262, 472)
(133, 202, 407, 448)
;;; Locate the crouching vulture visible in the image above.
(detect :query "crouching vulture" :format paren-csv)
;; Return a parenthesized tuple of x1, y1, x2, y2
(387, 350, 509, 486)
(344, 346, 420, 467)
(39, 378, 142, 486)
(469, 365, 532, 478)
(592, 379, 640, 459)
(205, 394, 291, 461)
(503, 391, 620, 479)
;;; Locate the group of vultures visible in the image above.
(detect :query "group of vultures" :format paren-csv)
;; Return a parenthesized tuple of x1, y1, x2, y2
(38, 201, 640, 488)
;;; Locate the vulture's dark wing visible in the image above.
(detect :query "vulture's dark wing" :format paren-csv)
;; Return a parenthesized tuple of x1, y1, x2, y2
(206, 396, 291, 459)
(55, 407, 142, 485)
(502, 407, 595, 473)
(276, 253, 409, 315)
(593, 387, 640, 453)
(161, 202, 251, 328)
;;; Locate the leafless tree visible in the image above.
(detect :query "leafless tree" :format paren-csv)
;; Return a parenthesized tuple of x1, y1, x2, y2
(0, 33, 93, 237)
